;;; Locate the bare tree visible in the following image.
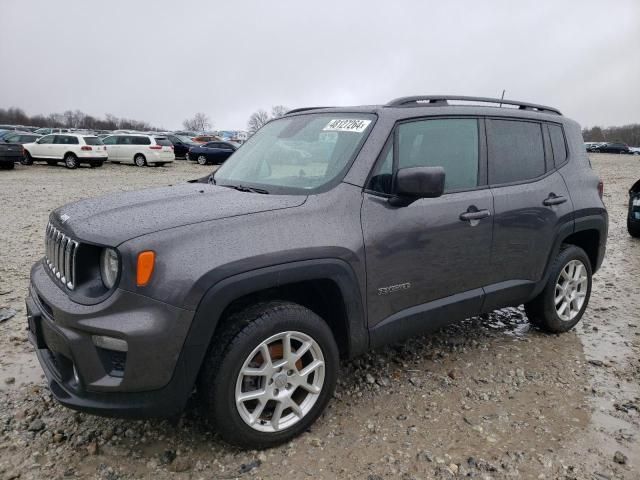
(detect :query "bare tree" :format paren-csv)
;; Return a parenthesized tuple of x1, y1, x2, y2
(247, 109, 271, 134)
(183, 112, 212, 132)
(271, 105, 289, 119)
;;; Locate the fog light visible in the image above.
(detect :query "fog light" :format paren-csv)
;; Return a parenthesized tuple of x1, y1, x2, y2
(92, 335, 128, 352)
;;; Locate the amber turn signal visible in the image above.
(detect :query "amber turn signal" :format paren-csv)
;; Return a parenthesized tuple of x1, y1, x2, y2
(136, 251, 155, 286)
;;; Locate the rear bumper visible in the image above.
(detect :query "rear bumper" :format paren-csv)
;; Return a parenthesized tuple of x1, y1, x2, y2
(27, 261, 195, 418)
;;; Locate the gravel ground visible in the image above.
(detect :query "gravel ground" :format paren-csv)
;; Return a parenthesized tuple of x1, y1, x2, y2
(0, 155, 638, 480)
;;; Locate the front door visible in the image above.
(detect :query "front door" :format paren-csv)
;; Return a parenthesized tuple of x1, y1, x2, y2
(362, 117, 493, 328)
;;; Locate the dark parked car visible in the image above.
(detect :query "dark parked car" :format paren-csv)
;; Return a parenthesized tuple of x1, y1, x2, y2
(187, 141, 238, 164)
(166, 134, 196, 158)
(629, 179, 640, 237)
(26, 95, 607, 449)
(0, 142, 22, 169)
(2, 132, 41, 144)
(593, 142, 630, 154)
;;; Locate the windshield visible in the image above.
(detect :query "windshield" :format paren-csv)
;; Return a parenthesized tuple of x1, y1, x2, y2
(177, 135, 194, 143)
(83, 136, 103, 145)
(214, 113, 375, 194)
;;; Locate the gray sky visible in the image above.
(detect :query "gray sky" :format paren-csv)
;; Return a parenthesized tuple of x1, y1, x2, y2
(1, 0, 638, 130)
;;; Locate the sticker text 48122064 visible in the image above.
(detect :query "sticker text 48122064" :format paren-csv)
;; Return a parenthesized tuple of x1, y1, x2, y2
(323, 119, 371, 133)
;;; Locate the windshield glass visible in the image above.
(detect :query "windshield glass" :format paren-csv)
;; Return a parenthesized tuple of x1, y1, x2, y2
(214, 113, 375, 194)
(177, 135, 194, 143)
(83, 136, 103, 145)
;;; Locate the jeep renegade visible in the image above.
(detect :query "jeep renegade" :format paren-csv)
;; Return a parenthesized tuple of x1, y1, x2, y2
(26, 96, 608, 448)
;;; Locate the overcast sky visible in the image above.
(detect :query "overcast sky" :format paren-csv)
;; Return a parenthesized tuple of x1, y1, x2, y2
(1, 0, 638, 130)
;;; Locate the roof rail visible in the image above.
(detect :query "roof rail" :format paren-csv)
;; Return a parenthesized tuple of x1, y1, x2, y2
(285, 106, 333, 115)
(385, 95, 562, 115)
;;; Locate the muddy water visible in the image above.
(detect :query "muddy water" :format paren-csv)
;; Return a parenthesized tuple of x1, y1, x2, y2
(0, 155, 638, 479)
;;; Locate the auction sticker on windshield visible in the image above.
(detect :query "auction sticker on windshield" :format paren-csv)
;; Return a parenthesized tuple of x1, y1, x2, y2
(323, 119, 371, 133)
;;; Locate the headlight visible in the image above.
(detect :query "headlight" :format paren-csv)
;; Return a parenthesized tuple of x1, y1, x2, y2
(100, 248, 119, 289)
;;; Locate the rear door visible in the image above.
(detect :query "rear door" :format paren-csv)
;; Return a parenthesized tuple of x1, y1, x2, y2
(118, 135, 136, 163)
(362, 117, 493, 328)
(485, 119, 573, 308)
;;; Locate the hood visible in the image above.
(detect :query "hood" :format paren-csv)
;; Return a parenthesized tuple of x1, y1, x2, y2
(52, 183, 306, 245)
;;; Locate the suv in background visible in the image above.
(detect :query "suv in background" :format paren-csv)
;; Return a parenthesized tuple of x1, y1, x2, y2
(166, 134, 196, 158)
(629, 179, 640, 237)
(26, 96, 607, 449)
(593, 142, 630, 154)
(2, 132, 41, 144)
(23, 134, 107, 168)
(102, 134, 174, 167)
(34, 127, 71, 136)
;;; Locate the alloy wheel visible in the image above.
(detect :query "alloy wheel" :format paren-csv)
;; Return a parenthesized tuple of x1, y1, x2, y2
(197, 155, 207, 165)
(554, 259, 588, 321)
(235, 331, 325, 433)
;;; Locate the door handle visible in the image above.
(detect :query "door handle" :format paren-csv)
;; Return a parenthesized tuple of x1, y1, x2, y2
(543, 194, 567, 206)
(459, 209, 491, 221)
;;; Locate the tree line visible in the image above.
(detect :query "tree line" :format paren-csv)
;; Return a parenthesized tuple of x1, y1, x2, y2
(583, 124, 640, 147)
(0, 107, 157, 131)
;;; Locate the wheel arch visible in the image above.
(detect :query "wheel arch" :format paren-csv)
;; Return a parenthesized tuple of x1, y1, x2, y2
(180, 259, 368, 396)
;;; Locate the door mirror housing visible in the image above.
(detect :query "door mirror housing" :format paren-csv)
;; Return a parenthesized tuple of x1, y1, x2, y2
(389, 166, 445, 207)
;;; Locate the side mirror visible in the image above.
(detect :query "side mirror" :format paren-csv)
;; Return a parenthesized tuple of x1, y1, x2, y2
(390, 166, 445, 207)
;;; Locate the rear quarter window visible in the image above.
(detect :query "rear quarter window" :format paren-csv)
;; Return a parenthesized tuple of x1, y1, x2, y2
(548, 124, 567, 167)
(154, 137, 172, 146)
(487, 119, 545, 185)
(132, 137, 151, 145)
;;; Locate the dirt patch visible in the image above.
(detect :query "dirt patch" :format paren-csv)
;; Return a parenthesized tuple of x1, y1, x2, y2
(0, 155, 638, 479)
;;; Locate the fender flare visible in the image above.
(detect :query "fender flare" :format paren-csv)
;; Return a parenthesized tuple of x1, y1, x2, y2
(175, 258, 368, 397)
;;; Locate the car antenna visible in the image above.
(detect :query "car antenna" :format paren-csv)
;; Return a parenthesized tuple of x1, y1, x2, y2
(499, 89, 506, 107)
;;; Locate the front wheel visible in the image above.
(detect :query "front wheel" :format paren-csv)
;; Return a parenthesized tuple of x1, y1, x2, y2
(525, 245, 592, 333)
(22, 152, 33, 165)
(198, 301, 339, 449)
(64, 153, 79, 169)
(197, 155, 208, 165)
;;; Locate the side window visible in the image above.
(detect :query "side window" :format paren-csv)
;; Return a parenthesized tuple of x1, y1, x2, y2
(38, 135, 55, 144)
(398, 118, 479, 191)
(117, 136, 132, 145)
(133, 137, 151, 145)
(102, 136, 117, 145)
(487, 120, 545, 184)
(548, 124, 567, 167)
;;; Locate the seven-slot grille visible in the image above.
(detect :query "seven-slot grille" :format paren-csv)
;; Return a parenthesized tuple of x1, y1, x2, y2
(45, 222, 79, 290)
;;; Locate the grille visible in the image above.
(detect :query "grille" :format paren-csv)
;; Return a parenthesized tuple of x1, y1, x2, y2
(45, 222, 79, 290)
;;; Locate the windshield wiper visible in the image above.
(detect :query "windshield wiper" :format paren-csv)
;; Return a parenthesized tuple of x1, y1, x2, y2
(221, 184, 270, 194)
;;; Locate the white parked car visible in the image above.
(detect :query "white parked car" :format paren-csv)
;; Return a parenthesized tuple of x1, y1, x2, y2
(22, 134, 108, 169)
(629, 146, 640, 156)
(101, 134, 174, 166)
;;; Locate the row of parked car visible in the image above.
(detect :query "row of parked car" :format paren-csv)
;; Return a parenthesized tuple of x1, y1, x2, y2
(584, 141, 640, 154)
(0, 130, 240, 170)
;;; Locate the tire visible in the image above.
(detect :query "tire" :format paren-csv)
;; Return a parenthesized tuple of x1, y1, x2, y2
(22, 152, 33, 165)
(134, 154, 147, 167)
(197, 155, 208, 165)
(198, 301, 339, 449)
(64, 153, 79, 169)
(628, 218, 640, 238)
(525, 245, 592, 333)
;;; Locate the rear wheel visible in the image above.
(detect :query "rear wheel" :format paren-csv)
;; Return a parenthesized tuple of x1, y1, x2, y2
(628, 218, 640, 238)
(64, 153, 79, 169)
(22, 152, 33, 165)
(197, 155, 208, 165)
(525, 245, 592, 333)
(198, 301, 339, 449)
(134, 154, 147, 167)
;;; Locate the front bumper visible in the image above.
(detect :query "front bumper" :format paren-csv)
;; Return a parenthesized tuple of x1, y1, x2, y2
(27, 260, 195, 417)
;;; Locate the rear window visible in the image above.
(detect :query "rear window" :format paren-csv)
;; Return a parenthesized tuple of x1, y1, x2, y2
(487, 120, 545, 185)
(154, 137, 172, 146)
(83, 136, 103, 146)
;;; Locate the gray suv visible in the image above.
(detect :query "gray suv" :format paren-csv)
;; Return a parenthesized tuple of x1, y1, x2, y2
(26, 96, 608, 448)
